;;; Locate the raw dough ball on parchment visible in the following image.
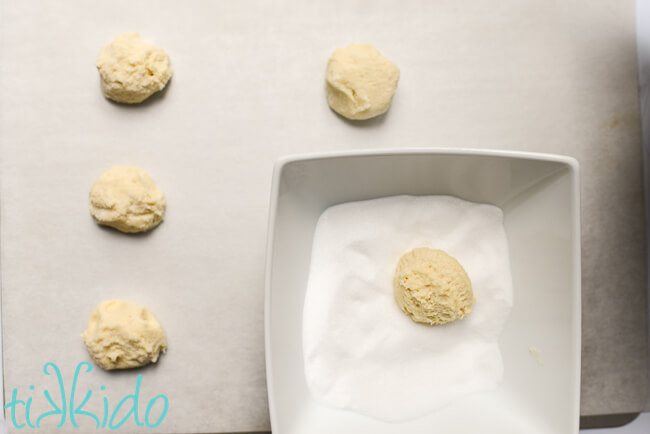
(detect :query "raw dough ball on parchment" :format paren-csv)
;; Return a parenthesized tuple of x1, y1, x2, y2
(96, 32, 172, 104)
(326, 44, 400, 120)
(81, 299, 167, 370)
(394, 247, 475, 325)
(89, 166, 165, 233)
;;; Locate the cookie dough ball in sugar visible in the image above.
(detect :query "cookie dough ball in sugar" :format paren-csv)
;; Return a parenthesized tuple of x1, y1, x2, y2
(394, 247, 475, 325)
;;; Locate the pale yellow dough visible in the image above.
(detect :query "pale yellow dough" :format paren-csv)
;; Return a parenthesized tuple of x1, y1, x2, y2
(89, 166, 165, 233)
(81, 300, 167, 370)
(96, 32, 172, 104)
(326, 44, 400, 120)
(394, 247, 475, 325)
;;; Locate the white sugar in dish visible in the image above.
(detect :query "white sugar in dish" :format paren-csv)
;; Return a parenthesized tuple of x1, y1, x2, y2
(302, 195, 513, 421)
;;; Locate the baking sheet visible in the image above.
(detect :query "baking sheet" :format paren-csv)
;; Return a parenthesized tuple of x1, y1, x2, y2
(0, 0, 646, 432)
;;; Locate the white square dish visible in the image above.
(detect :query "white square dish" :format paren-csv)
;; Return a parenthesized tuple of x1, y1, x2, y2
(264, 148, 581, 434)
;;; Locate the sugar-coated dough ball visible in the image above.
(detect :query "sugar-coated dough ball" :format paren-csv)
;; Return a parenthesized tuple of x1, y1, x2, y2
(89, 166, 165, 233)
(96, 32, 172, 104)
(326, 44, 400, 120)
(81, 300, 167, 370)
(394, 248, 475, 325)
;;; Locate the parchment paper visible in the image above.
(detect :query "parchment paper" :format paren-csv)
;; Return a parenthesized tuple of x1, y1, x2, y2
(0, 0, 646, 432)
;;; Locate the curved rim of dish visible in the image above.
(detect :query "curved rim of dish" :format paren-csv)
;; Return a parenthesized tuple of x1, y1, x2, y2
(273, 147, 579, 171)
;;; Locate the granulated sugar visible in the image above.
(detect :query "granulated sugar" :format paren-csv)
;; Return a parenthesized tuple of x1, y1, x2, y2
(302, 195, 513, 421)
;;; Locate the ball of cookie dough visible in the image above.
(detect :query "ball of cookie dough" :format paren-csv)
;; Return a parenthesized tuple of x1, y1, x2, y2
(326, 44, 400, 120)
(89, 166, 165, 233)
(394, 247, 475, 325)
(81, 299, 167, 370)
(96, 32, 172, 104)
